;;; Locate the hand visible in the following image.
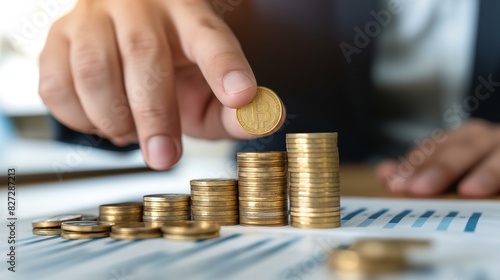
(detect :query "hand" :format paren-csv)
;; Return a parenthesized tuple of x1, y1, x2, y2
(39, 0, 284, 170)
(376, 119, 500, 197)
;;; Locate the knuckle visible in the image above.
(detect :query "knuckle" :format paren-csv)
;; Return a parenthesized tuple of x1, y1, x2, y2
(135, 106, 169, 122)
(466, 118, 491, 132)
(38, 74, 70, 106)
(122, 31, 161, 56)
(72, 50, 110, 85)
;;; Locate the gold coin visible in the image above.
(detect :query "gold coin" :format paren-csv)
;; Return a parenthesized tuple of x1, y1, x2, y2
(289, 192, 340, 199)
(163, 232, 220, 241)
(290, 206, 340, 213)
(289, 177, 340, 184)
(238, 196, 285, 202)
(143, 222, 167, 228)
(289, 172, 338, 178)
(286, 142, 337, 149)
(238, 171, 287, 178)
(190, 185, 237, 192)
(289, 195, 341, 202)
(111, 222, 162, 234)
(143, 211, 191, 216)
(290, 211, 340, 218)
(143, 201, 189, 207)
(61, 221, 114, 232)
(143, 206, 190, 212)
(290, 201, 341, 208)
(240, 222, 288, 227)
(237, 167, 287, 172)
(190, 190, 238, 196)
(191, 205, 238, 211)
(190, 178, 238, 186)
(191, 215, 239, 221)
(32, 214, 83, 228)
(190, 195, 237, 202)
(287, 168, 337, 173)
(61, 230, 110, 239)
(239, 201, 287, 207)
(32, 228, 61, 236)
(99, 203, 143, 214)
(236, 86, 283, 135)
(238, 190, 287, 197)
(98, 215, 142, 222)
(286, 132, 338, 139)
(161, 220, 220, 235)
(191, 210, 239, 216)
(237, 179, 287, 186)
(191, 200, 238, 207)
(286, 138, 337, 144)
(142, 215, 190, 222)
(238, 187, 286, 193)
(110, 232, 162, 240)
(287, 156, 338, 162)
(237, 151, 286, 158)
(287, 149, 337, 154)
(239, 206, 287, 212)
(238, 161, 286, 167)
(291, 216, 340, 223)
(143, 194, 190, 202)
(289, 183, 340, 189)
(328, 248, 405, 275)
(291, 221, 341, 229)
(239, 211, 287, 217)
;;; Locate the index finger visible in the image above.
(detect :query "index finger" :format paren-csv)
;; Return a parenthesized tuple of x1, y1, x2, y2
(166, 0, 257, 108)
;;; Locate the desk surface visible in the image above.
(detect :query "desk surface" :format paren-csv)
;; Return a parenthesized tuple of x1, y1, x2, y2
(2, 157, 500, 280)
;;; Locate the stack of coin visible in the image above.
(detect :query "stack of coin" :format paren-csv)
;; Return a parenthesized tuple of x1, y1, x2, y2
(142, 194, 191, 227)
(237, 152, 288, 226)
(286, 133, 341, 229)
(98, 202, 143, 225)
(190, 179, 239, 226)
(162, 221, 220, 241)
(32, 214, 83, 236)
(110, 222, 162, 240)
(60, 221, 113, 239)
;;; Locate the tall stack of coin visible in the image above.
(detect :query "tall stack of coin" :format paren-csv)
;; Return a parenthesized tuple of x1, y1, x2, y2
(237, 152, 288, 226)
(98, 202, 143, 225)
(190, 179, 239, 226)
(286, 133, 341, 228)
(142, 194, 191, 227)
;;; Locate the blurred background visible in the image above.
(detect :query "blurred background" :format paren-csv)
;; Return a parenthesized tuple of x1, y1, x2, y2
(0, 0, 236, 176)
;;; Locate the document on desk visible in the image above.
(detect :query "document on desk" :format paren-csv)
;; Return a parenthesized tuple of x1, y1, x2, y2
(2, 197, 500, 280)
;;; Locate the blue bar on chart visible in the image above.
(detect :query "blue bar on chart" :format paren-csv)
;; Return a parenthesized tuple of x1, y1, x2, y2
(358, 209, 389, 227)
(341, 208, 366, 223)
(412, 210, 435, 228)
(436, 211, 458, 231)
(383, 209, 412, 229)
(464, 212, 482, 233)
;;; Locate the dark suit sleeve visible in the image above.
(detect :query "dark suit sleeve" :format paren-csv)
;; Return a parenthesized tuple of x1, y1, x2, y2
(49, 115, 139, 152)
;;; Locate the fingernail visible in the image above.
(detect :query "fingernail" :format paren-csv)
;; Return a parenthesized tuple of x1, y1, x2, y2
(223, 71, 253, 94)
(147, 135, 178, 170)
(411, 170, 442, 193)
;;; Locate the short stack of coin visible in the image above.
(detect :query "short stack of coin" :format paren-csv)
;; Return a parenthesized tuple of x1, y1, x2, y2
(61, 221, 113, 239)
(237, 152, 288, 226)
(110, 222, 162, 240)
(162, 221, 220, 241)
(32, 214, 83, 236)
(190, 179, 239, 226)
(98, 202, 143, 225)
(286, 133, 341, 229)
(142, 194, 191, 227)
